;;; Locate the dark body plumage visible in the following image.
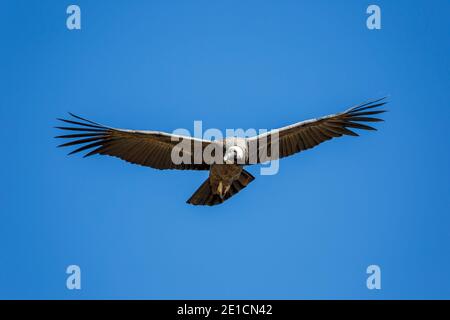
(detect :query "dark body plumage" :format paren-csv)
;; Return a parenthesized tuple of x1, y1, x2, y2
(55, 98, 387, 206)
(187, 165, 255, 206)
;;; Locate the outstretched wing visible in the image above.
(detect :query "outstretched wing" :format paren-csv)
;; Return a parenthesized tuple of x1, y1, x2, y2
(247, 97, 387, 163)
(55, 113, 212, 170)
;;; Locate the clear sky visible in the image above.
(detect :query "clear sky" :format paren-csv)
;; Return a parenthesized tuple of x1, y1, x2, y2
(1, 0, 449, 299)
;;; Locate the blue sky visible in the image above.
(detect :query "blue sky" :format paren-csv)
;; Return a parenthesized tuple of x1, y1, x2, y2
(1, 0, 449, 299)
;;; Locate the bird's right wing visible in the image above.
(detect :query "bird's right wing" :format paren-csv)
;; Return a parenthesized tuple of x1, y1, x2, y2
(55, 113, 212, 170)
(246, 97, 387, 163)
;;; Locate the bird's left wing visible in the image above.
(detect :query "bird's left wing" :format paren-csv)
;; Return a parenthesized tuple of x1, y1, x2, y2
(246, 97, 387, 164)
(55, 113, 212, 170)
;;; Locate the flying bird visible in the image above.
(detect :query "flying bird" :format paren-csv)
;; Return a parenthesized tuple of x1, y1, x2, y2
(55, 97, 387, 206)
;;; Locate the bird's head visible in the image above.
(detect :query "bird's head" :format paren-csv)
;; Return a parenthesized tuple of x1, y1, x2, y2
(224, 146, 244, 164)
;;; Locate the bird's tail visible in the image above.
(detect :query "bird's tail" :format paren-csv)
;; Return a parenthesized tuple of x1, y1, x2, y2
(186, 169, 255, 206)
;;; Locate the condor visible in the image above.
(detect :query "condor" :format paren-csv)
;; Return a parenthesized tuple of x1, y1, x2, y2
(55, 97, 386, 206)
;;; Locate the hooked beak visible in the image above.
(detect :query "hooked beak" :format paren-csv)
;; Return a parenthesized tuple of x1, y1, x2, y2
(224, 151, 236, 164)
